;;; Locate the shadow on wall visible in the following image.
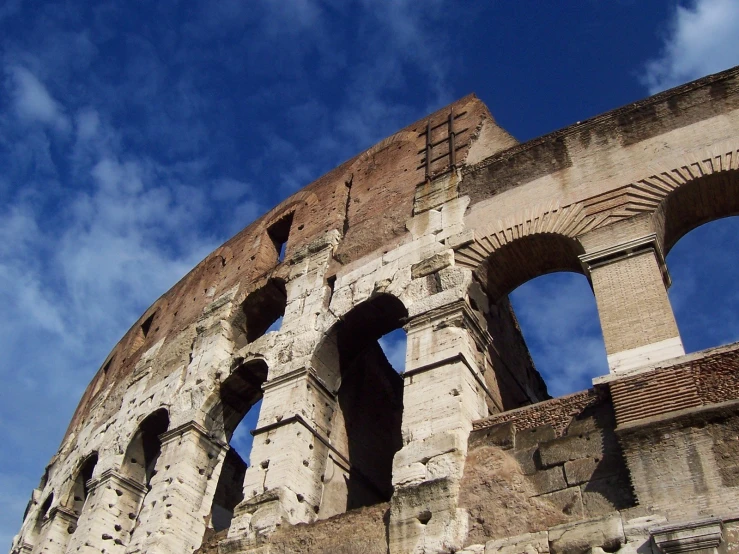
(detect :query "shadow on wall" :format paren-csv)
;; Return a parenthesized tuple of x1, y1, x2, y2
(313, 293, 407, 516)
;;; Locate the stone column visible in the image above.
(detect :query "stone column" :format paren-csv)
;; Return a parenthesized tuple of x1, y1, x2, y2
(125, 422, 228, 554)
(580, 234, 684, 374)
(226, 367, 334, 545)
(651, 519, 726, 553)
(31, 507, 77, 554)
(64, 470, 147, 554)
(389, 299, 490, 554)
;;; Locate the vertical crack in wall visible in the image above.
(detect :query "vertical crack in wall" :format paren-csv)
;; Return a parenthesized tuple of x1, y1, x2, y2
(342, 174, 353, 237)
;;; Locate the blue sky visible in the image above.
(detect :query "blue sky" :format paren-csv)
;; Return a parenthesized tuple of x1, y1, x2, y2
(2, 0, 739, 542)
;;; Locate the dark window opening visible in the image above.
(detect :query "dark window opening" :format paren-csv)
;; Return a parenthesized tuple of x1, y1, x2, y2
(122, 409, 170, 489)
(30, 493, 53, 541)
(71, 453, 98, 518)
(141, 313, 155, 338)
(130, 311, 157, 353)
(207, 360, 268, 531)
(312, 294, 406, 518)
(268, 212, 294, 263)
(232, 279, 287, 348)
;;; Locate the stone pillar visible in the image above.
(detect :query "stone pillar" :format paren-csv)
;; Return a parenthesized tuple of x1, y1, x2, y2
(125, 422, 228, 554)
(226, 367, 333, 545)
(64, 470, 147, 554)
(389, 299, 490, 554)
(580, 234, 684, 374)
(651, 519, 726, 553)
(31, 507, 76, 553)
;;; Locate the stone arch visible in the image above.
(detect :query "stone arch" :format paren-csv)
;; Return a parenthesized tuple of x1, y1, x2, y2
(121, 408, 170, 488)
(28, 492, 53, 545)
(230, 278, 287, 349)
(455, 203, 592, 302)
(66, 452, 98, 519)
(311, 293, 406, 517)
(204, 358, 268, 531)
(655, 168, 739, 256)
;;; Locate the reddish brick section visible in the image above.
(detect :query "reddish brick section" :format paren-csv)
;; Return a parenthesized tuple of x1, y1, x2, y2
(473, 343, 739, 433)
(609, 344, 739, 426)
(695, 346, 739, 405)
(610, 366, 701, 426)
(472, 389, 601, 437)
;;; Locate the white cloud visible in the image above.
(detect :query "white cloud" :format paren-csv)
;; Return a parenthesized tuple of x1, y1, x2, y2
(509, 273, 608, 398)
(6, 65, 70, 131)
(642, 0, 739, 94)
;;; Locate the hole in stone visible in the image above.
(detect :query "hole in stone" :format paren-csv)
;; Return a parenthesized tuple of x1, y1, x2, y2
(418, 510, 432, 524)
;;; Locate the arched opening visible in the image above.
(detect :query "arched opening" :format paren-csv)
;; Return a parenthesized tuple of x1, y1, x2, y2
(232, 279, 287, 349)
(122, 409, 170, 489)
(665, 217, 739, 353)
(70, 453, 98, 519)
(28, 492, 53, 544)
(509, 272, 608, 397)
(207, 359, 268, 532)
(312, 293, 406, 518)
(655, 170, 739, 355)
(475, 233, 606, 404)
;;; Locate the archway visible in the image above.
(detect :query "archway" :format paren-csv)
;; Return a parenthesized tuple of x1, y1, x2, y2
(666, 217, 739, 353)
(474, 232, 606, 405)
(121, 409, 170, 489)
(231, 278, 287, 348)
(509, 272, 608, 397)
(27, 492, 53, 546)
(655, 170, 739, 354)
(207, 359, 268, 531)
(69, 453, 98, 520)
(312, 293, 406, 517)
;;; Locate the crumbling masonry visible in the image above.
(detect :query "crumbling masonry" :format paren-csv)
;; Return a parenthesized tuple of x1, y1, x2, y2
(11, 65, 739, 554)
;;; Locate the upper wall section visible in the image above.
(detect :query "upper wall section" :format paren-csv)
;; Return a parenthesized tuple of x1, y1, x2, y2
(456, 65, 739, 280)
(63, 94, 515, 438)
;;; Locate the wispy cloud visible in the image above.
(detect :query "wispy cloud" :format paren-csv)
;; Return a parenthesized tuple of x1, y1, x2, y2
(509, 273, 608, 398)
(6, 65, 69, 131)
(641, 0, 739, 93)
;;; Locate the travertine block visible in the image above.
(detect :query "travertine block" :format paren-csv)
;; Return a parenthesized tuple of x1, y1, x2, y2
(485, 531, 550, 553)
(548, 514, 624, 554)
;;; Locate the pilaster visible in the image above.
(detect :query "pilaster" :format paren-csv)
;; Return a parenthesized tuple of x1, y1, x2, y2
(30, 507, 77, 554)
(226, 367, 333, 544)
(580, 234, 684, 374)
(125, 421, 228, 554)
(389, 298, 488, 554)
(64, 469, 147, 554)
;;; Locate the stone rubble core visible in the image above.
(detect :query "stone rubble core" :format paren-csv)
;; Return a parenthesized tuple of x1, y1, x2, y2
(10, 66, 739, 554)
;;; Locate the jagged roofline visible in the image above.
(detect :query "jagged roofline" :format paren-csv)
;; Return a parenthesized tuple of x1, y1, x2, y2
(60, 64, 739, 446)
(59, 92, 499, 442)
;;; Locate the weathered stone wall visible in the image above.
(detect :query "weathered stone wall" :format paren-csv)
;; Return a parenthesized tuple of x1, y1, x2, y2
(11, 66, 739, 554)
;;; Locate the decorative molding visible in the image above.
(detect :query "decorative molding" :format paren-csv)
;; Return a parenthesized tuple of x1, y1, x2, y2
(455, 202, 594, 269)
(456, 142, 739, 272)
(579, 233, 671, 288)
(651, 518, 724, 553)
(583, 143, 739, 225)
(89, 469, 148, 496)
(159, 420, 228, 449)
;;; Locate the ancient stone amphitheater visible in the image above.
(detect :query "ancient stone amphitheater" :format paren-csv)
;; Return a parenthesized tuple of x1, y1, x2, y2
(11, 66, 739, 554)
